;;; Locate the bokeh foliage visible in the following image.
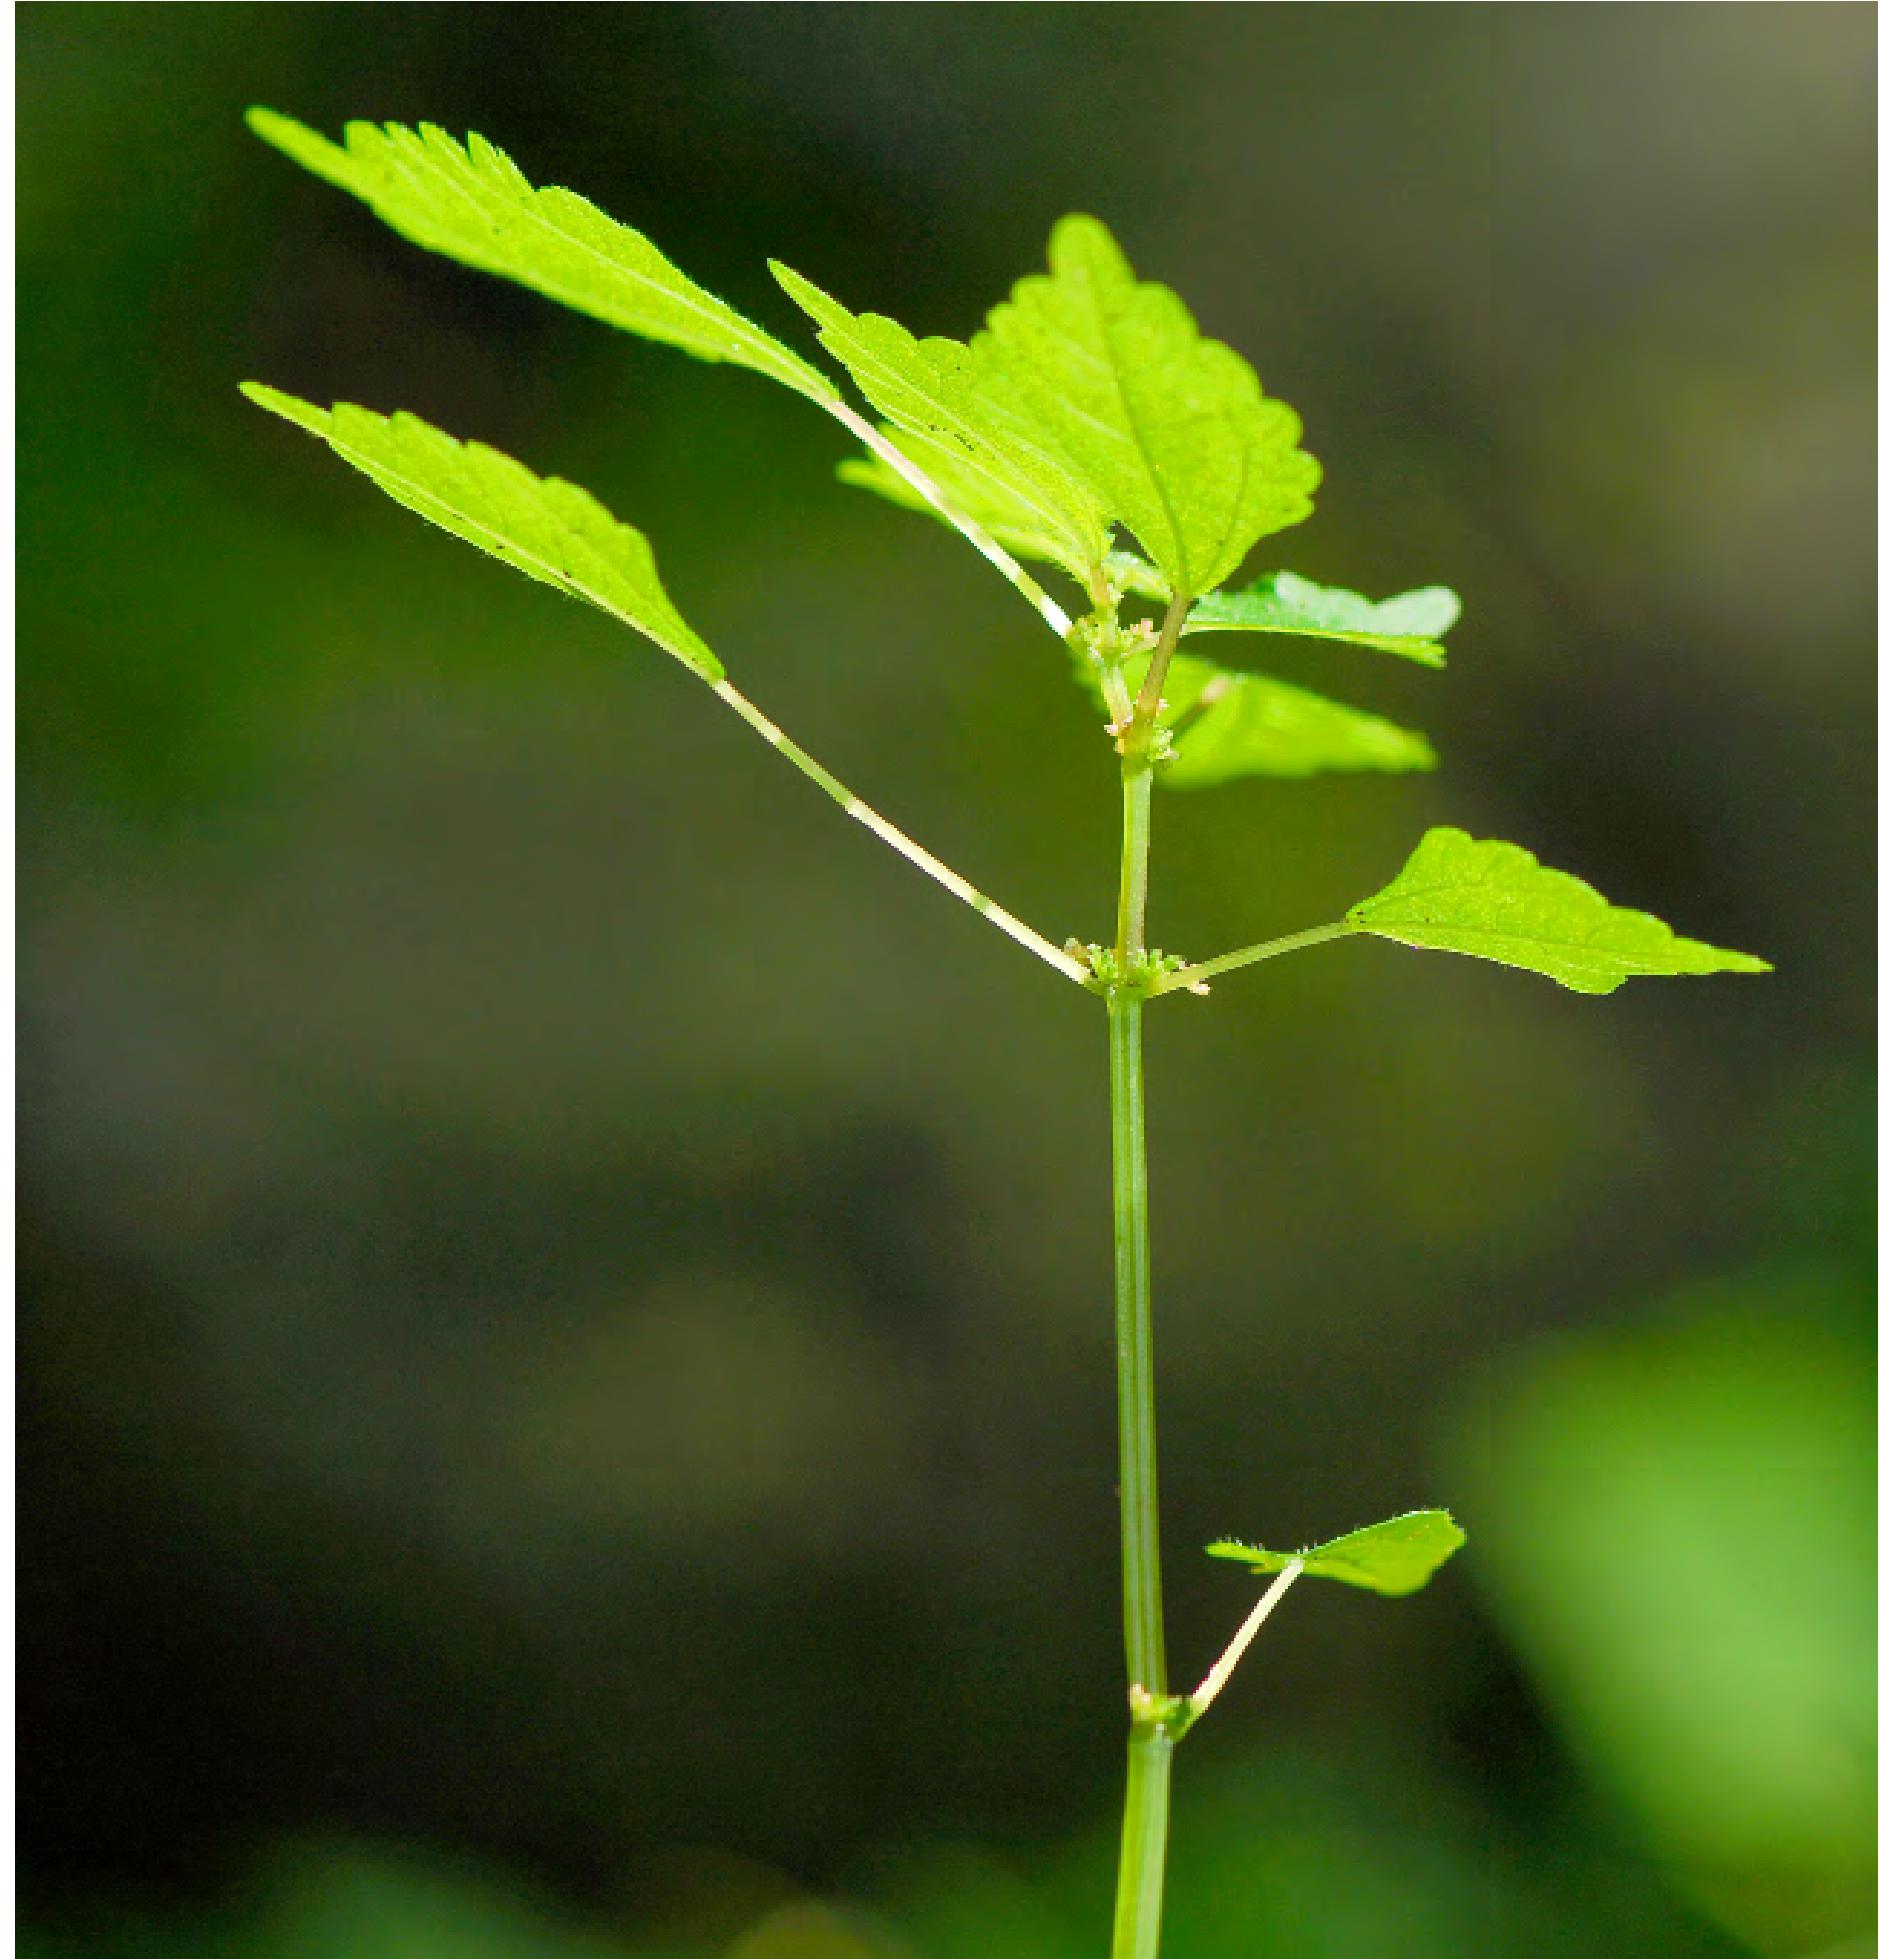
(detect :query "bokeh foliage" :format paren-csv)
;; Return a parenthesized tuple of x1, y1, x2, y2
(19, 7, 1874, 1956)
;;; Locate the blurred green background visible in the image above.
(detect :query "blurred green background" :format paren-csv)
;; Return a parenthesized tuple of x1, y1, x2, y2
(18, 6, 1875, 1956)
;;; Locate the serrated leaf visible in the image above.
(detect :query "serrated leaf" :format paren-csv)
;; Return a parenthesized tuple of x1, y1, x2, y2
(242, 384, 720, 678)
(1346, 827, 1771, 993)
(247, 110, 836, 406)
(1185, 572, 1457, 668)
(773, 262, 1111, 584)
(1208, 1509, 1465, 1597)
(1089, 650, 1434, 784)
(974, 216, 1320, 598)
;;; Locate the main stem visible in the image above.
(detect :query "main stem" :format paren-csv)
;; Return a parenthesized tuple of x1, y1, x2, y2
(1109, 752, 1172, 1959)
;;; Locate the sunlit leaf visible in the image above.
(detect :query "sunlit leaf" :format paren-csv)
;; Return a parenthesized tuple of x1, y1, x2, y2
(1186, 572, 1458, 668)
(975, 216, 1320, 597)
(247, 110, 837, 405)
(1208, 1509, 1466, 1597)
(1347, 828, 1771, 993)
(242, 384, 720, 678)
(773, 262, 1111, 585)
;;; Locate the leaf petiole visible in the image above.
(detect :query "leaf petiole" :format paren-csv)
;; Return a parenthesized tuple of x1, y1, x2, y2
(710, 678, 1088, 985)
(1182, 1558, 1306, 1728)
(1150, 922, 1354, 997)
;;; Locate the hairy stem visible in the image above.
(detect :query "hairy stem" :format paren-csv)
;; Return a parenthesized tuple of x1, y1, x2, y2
(711, 678, 1086, 985)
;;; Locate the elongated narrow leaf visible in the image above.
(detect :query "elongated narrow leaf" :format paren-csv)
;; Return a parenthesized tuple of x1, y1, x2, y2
(247, 110, 836, 406)
(1089, 650, 1433, 785)
(242, 384, 720, 678)
(1209, 1510, 1465, 1597)
(773, 262, 1110, 583)
(1185, 572, 1458, 668)
(835, 430, 1094, 581)
(975, 217, 1320, 598)
(1347, 828, 1771, 993)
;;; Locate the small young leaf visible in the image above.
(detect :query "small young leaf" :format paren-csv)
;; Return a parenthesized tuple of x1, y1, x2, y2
(242, 384, 720, 678)
(773, 262, 1111, 585)
(1088, 651, 1434, 785)
(1185, 572, 1458, 668)
(1208, 1509, 1465, 1597)
(975, 217, 1320, 598)
(835, 431, 1094, 583)
(1346, 827, 1771, 992)
(246, 111, 837, 406)
(1160, 658, 1437, 786)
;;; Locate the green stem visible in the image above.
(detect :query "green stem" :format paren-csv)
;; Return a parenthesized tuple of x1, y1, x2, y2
(1112, 1727, 1174, 1959)
(1109, 745, 1171, 1957)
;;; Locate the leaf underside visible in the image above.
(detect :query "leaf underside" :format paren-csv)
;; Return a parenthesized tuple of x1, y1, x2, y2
(242, 384, 720, 678)
(246, 110, 836, 406)
(1208, 1509, 1466, 1597)
(1104, 650, 1434, 785)
(1347, 827, 1771, 993)
(974, 216, 1321, 598)
(1185, 571, 1458, 669)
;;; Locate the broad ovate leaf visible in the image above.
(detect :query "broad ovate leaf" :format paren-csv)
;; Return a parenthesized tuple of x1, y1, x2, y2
(772, 262, 1110, 585)
(247, 111, 836, 406)
(975, 216, 1320, 598)
(1208, 1510, 1465, 1597)
(1185, 572, 1458, 669)
(1347, 828, 1771, 993)
(242, 384, 720, 678)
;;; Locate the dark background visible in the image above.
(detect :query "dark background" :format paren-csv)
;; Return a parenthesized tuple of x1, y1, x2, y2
(18, 7, 1875, 1956)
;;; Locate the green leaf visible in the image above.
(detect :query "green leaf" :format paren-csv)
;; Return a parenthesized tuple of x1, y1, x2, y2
(241, 384, 720, 678)
(974, 216, 1320, 598)
(246, 110, 836, 407)
(1090, 650, 1434, 785)
(1208, 1509, 1465, 1597)
(1162, 658, 1436, 786)
(1346, 827, 1771, 993)
(1185, 572, 1458, 668)
(773, 262, 1111, 584)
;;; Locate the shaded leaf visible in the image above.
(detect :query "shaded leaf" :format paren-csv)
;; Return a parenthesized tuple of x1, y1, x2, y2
(1208, 1509, 1466, 1597)
(247, 110, 836, 405)
(1186, 571, 1457, 668)
(773, 262, 1110, 584)
(1088, 651, 1431, 785)
(1346, 828, 1771, 993)
(242, 384, 720, 678)
(975, 216, 1319, 597)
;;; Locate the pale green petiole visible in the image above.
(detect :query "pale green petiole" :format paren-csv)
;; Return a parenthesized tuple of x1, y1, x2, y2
(1185, 1558, 1305, 1721)
(1151, 922, 1354, 997)
(709, 678, 1089, 985)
